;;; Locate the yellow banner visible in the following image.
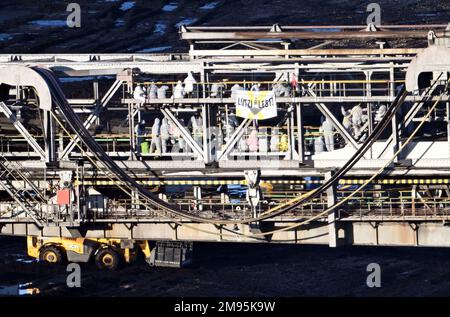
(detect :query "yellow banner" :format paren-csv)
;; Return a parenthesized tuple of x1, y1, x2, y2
(235, 90, 277, 120)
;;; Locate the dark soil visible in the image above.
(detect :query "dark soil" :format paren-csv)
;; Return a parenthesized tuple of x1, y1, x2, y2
(0, 0, 449, 53)
(1, 236, 450, 296)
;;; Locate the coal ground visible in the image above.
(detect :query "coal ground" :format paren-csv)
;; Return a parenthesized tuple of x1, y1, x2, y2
(0, 0, 449, 53)
(2, 236, 450, 297)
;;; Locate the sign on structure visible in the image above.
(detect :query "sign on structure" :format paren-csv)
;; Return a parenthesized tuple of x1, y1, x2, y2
(235, 90, 277, 120)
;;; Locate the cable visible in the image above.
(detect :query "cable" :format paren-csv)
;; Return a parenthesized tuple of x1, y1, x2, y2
(43, 73, 449, 240)
(34, 66, 416, 225)
(31, 67, 436, 228)
(243, 77, 450, 237)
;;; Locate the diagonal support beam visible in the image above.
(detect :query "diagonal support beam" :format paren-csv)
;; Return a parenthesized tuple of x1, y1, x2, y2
(60, 79, 123, 159)
(161, 108, 204, 160)
(312, 101, 360, 151)
(0, 182, 43, 227)
(217, 118, 252, 161)
(0, 159, 44, 227)
(377, 80, 439, 158)
(0, 102, 46, 159)
(303, 84, 360, 151)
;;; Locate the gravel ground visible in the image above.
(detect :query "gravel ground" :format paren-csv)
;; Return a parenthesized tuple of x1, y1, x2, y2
(0, 0, 449, 53)
(1, 236, 450, 297)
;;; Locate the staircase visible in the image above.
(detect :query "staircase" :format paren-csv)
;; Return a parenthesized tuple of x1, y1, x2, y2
(0, 157, 44, 227)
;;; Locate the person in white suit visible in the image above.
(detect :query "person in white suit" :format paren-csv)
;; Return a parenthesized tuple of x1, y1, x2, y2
(270, 127, 280, 152)
(157, 86, 169, 99)
(320, 116, 335, 152)
(190, 114, 203, 146)
(184, 72, 197, 96)
(230, 83, 244, 99)
(149, 118, 161, 154)
(133, 84, 146, 103)
(160, 118, 170, 153)
(147, 82, 158, 100)
(173, 80, 185, 99)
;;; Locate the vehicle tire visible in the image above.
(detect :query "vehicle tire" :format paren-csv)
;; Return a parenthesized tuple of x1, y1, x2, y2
(39, 245, 63, 264)
(95, 248, 122, 270)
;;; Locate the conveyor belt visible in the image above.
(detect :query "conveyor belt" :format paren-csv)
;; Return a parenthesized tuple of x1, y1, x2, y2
(265, 76, 443, 217)
(75, 178, 450, 186)
(34, 67, 222, 223)
(33, 66, 415, 224)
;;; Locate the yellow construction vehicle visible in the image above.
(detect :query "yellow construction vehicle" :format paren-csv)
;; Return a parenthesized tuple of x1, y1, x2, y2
(27, 236, 193, 270)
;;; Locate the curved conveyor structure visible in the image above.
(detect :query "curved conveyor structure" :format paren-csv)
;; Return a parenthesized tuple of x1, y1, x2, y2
(33, 66, 413, 225)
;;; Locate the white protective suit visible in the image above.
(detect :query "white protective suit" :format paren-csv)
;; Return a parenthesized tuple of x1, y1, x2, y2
(173, 80, 185, 99)
(149, 118, 161, 154)
(270, 127, 280, 152)
(191, 115, 203, 146)
(216, 128, 224, 151)
(250, 84, 260, 92)
(341, 106, 352, 132)
(184, 72, 196, 96)
(350, 104, 364, 139)
(375, 105, 387, 122)
(147, 83, 158, 100)
(135, 120, 146, 152)
(272, 83, 290, 97)
(157, 86, 169, 99)
(239, 136, 249, 152)
(246, 129, 259, 152)
(133, 84, 146, 103)
(314, 136, 325, 153)
(320, 117, 335, 152)
(210, 83, 225, 98)
(230, 84, 244, 99)
(258, 128, 268, 153)
(169, 118, 187, 153)
(160, 118, 170, 153)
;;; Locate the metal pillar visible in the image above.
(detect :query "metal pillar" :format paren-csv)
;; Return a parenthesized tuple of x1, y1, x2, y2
(129, 102, 137, 159)
(326, 171, 339, 247)
(365, 71, 373, 158)
(289, 105, 296, 160)
(447, 101, 450, 157)
(202, 104, 211, 163)
(391, 105, 400, 162)
(296, 103, 305, 163)
(43, 110, 56, 163)
(193, 186, 203, 211)
(390, 67, 400, 162)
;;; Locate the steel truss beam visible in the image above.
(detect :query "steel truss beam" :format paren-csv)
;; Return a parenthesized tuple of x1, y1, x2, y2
(59, 79, 123, 159)
(0, 102, 46, 159)
(0, 158, 44, 227)
(217, 118, 252, 161)
(303, 87, 360, 151)
(377, 79, 441, 158)
(160, 108, 204, 160)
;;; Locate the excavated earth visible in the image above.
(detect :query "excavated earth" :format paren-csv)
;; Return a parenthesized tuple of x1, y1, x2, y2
(2, 237, 450, 296)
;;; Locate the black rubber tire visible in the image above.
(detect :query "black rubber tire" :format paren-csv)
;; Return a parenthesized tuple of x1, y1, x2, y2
(95, 248, 122, 271)
(39, 245, 63, 264)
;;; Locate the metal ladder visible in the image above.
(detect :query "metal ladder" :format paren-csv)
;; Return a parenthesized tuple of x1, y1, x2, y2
(0, 157, 44, 227)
